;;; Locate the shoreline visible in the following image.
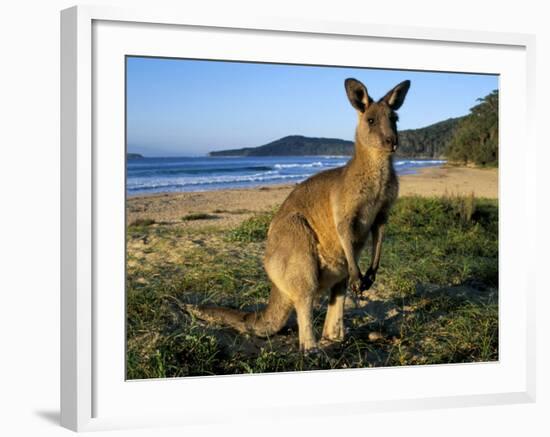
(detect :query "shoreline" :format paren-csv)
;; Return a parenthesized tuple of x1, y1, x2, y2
(127, 165, 498, 228)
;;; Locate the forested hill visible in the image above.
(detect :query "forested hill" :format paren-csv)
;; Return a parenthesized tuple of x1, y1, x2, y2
(398, 117, 462, 158)
(208, 117, 462, 158)
(445, 90, 498, 166)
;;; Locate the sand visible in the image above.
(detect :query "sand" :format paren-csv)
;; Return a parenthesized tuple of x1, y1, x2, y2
(398, 165, 498, 198)
(127, 165, 498, 228)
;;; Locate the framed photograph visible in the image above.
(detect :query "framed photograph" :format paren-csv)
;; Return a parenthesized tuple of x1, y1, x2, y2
(61, 5, 536, 432)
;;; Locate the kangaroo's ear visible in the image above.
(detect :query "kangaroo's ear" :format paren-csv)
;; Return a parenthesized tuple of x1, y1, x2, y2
(345, 78, 371, 112)
(381, 80, 411, 110)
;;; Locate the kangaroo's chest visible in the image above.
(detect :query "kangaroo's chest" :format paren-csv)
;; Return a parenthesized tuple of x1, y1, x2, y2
(353, 199, 382, 241)
(353, 171, 397, 243)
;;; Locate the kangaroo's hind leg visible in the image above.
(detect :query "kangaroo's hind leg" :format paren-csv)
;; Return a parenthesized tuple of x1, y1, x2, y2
(294, 292, 317, 352)
(322, 279, 347, 342)
(264, 214, 320, 352)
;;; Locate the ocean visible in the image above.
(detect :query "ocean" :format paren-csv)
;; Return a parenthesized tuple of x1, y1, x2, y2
(127, 156, 446, 196)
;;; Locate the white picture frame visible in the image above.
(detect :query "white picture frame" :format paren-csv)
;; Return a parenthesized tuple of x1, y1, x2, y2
(60, 5, 536, 432)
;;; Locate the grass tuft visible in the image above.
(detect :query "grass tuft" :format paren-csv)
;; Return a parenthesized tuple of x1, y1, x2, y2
(129, 218, 156, 227)
(182, 213, 217, 221)
(441, 191, 476, 225)
(226, 211, 275, 242)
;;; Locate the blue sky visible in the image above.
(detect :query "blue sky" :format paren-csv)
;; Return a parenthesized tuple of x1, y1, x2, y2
(126, 57, 498, 157)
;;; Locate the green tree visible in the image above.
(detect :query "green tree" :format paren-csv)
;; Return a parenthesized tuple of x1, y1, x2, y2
(446, 90, 499, 166)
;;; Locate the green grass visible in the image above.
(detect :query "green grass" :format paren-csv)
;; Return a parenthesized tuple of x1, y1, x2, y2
(226, 211, 275, 242)
(126, 195, 498, 378)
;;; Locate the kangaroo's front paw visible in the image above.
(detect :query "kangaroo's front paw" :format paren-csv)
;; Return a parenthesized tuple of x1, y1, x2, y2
(350, 279, 362, 294)
(348, 271, 363, 294)
(360, 268, 376, 291)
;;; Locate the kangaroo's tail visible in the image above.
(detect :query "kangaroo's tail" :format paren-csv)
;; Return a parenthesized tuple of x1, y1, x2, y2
(182, 285, 293, 337)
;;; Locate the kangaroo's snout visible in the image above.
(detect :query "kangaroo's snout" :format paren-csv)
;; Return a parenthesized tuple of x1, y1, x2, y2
(385, 135, 398, 152)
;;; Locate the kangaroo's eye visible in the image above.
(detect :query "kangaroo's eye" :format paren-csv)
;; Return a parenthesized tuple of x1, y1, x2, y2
(367, 118, 375, 125)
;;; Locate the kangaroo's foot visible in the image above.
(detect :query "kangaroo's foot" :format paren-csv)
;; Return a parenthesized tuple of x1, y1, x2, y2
(323, 279, 347, 342)
(301, 343, 321, 356)
(299, 337, 319, 354)
(322, 324, 345, 342)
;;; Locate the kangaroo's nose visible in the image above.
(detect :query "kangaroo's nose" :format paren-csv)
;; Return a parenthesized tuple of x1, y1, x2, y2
(385, 135, 398, 149)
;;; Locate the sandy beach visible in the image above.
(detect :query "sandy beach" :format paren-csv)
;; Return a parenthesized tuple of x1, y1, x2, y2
(127, 165, 498, 228)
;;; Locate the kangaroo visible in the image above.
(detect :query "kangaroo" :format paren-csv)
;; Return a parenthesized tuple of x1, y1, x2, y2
(185, 78, 410, 352)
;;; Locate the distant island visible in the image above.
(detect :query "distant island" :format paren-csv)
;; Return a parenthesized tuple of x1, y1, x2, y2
(210, 136, 354, 157)
(127, 153, 144, 159)
(209, 117, 462, 158)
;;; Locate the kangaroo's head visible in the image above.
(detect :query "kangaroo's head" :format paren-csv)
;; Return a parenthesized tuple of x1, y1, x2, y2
(345, 78, 410, 154)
